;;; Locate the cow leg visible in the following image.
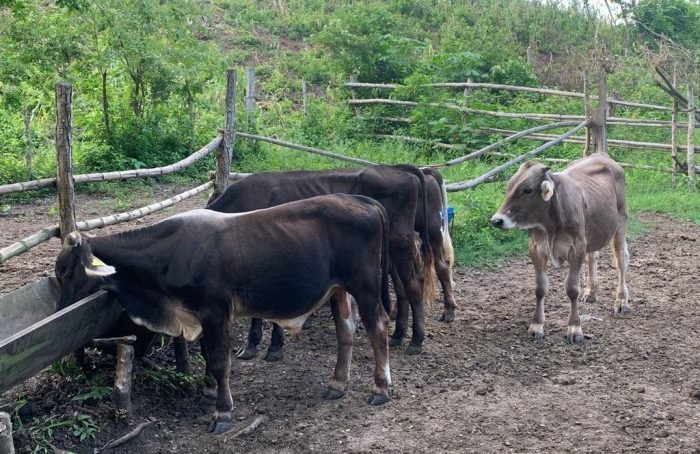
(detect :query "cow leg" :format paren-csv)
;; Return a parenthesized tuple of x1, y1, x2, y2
(388, 267, 409, 347)
(612, 226, 630, 315)
(389, 268, 406, 321)
(435, 242, 457, 323)
(201, 318, 233, 434)
(325, 290, 355, 400)
(528, 243, 548, 340)
(355, 293, 391, 406)
(236, 318, 263, 360)
(264, 323, 285, 362)
(565, 253, 585, 345)
(582, 251, 598, 304)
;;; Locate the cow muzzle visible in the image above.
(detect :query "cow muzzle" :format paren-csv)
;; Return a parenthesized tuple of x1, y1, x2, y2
(490, 213, 515, 229)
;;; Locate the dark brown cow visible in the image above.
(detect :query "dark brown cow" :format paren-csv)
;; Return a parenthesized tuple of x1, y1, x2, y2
(206, 164, 437, 356)
(55, 194, 392, 433)
(490, 152, 629, 343)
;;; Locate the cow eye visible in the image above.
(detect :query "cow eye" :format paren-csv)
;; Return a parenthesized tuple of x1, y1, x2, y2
(522, 186, 533, 194)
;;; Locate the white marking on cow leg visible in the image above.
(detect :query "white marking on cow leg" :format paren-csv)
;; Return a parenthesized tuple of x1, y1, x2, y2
(582, 251, 598, 303)
(328, 290, 355, 397)
(530, 244, 548, 339)
(528, 323, 544, 337)
(612, 228, 630, 315)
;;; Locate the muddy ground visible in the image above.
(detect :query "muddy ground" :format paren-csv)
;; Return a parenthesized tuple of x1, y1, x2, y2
(1, 185, 700, 453)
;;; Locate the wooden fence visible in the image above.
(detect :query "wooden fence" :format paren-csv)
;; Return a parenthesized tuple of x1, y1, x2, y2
(1, 68, 698, 268)
(345, 69, 700, 188)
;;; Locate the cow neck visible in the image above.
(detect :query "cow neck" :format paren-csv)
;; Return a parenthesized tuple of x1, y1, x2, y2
(528, 173, 570, 256)
(88, 225, 162, 270)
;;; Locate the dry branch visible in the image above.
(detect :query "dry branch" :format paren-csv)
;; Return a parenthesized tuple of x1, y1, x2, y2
(236, 132, 377, 166)
(345, 81, 671, 111)
(0, 136, 221, 196)
(97, 421, 154, 452)
(223, 415, 267, 441)
(446, 121, 587, 191)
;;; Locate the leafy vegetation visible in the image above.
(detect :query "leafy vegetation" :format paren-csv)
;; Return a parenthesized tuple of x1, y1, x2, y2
(1, 0, 699, 266)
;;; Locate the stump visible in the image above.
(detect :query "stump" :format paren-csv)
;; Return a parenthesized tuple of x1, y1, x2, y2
(113, 344, 134, 418)
(0, 412, 14, 454)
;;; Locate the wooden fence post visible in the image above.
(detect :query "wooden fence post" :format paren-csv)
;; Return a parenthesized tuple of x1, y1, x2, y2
(671, 63, 679, 187)
(596, 73, 609, 155)
(349, 74, 361, 116)
(302, 79, 308, 116)
(583, 71, 592, 156)
(113, 343, 134, 418)
(215, 70, 236, 196)
(688, 84, 697, 191)
(55, 82, 76, 242)
(246, 67, 256, 127)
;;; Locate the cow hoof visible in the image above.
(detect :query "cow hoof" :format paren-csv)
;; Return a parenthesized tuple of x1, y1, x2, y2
(367, 393, 390, 406)
(614, 306, 630, 316)
(439, 310, 455, 323)
(565, 334, 585, 345)
(236, 346, 258, 360)
(531, 331, 545, 341)
(264, 348, 284, 362)
(209, 417, 232, 434)
(388, 336, 404, 348)
(324, 388, 345, 400)
(406, 344, 422, 355)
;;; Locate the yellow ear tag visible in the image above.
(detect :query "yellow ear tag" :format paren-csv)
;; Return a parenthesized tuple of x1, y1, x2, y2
(91, 257, 106, 267)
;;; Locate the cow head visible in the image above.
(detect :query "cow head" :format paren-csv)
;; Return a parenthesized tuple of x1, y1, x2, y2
(55, 232, 116, 310)
(491, 161, 554, 230)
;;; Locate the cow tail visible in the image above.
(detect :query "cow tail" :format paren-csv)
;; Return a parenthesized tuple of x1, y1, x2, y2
(407, 166, 437, 307)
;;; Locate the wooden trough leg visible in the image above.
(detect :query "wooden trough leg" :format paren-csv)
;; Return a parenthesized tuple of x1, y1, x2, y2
(0, 412, 15, 454)
(173, 336, 191, 375)
(114, 344, 134, 419)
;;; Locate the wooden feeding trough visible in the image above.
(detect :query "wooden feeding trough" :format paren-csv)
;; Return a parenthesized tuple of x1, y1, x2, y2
(0, 277, 123, 395)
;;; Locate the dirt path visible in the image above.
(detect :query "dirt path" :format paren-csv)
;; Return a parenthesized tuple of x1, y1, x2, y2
(1, 188, 699, 453)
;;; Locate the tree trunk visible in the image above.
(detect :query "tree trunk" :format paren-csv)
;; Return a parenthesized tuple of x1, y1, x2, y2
(101, 70, 112, 140)
(23, 104, 34, 180)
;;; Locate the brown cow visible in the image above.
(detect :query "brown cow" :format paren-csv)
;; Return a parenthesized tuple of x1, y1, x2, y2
(490, 152, 629, 343)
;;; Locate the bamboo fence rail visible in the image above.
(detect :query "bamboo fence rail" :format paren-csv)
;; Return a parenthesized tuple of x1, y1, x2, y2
(445, 121, 587, 191)
(480, 128, 674, 151)
(344, 81, 672, 111)
(0, 135, 222, 196)
(0, 181, 213, 265)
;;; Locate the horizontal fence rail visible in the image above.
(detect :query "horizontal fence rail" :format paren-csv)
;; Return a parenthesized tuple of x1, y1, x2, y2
(0, 135, 222, 196)
(345, 81, 672, 111)
(446, 121, 587, 191)
(0, 181, 213, 265)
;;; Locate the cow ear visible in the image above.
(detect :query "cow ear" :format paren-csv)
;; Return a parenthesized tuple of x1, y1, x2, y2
(541, 180, 555, 202)
(83, 255, 116, 277)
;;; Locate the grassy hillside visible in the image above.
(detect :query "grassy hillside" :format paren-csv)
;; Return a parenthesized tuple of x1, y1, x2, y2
(1, 0, 699, 266)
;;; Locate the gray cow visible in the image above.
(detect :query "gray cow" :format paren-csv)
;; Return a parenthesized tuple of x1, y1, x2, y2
(490, 152, 629, 343)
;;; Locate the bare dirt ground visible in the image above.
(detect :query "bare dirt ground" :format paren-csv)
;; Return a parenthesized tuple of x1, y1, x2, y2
(1, 185, 700, 453)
